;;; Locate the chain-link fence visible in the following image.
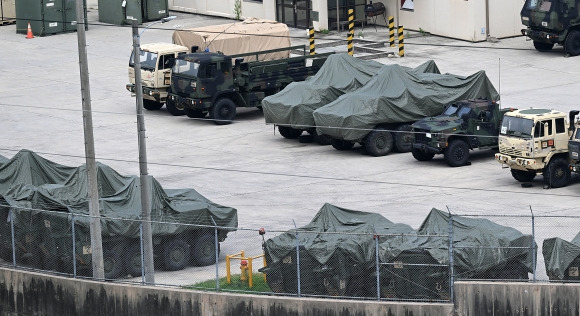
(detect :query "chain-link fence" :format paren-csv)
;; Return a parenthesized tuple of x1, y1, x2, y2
(2, 204, 580, 303)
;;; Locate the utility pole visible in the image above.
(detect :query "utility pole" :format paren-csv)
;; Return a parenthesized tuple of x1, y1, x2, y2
(75, 0, 104, 279)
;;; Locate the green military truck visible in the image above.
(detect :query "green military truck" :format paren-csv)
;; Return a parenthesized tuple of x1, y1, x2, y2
(520, 0, 580, 56)
(167, 46, 332, 125)
(411, 99, 513, 167)
(495, 109, 579, 188)
(568, 111, 580, 173)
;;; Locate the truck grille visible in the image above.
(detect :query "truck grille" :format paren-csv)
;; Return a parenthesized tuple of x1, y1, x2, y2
(500, 147, 522, 156)
(414, 129, 428, 144)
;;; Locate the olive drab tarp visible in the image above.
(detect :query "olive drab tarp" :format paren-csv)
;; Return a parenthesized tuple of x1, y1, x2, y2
(313, 68, 500, 142)
(0, 149, 238, 239)
(542, 232, 580, 280)
(261, 55, 440, 130)
(0, 154, 8, 167)
(172, 18, 291, 62)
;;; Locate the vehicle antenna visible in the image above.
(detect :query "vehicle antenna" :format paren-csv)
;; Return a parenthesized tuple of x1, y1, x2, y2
(498, 57, 501, 110)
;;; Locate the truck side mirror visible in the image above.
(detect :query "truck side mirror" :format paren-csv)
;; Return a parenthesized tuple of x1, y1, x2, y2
(191, 46, 199, 53)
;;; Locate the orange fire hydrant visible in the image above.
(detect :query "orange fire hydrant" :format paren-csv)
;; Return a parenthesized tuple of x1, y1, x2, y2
(240, 259, 249, 282)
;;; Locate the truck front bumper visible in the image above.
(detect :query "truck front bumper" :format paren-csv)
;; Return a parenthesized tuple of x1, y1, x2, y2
(168, 94, 209, 110)
(412, 142, 442, 154)
(495, 153, 545, 171)
(126, 84, 166, 102)
(521, 28, 563, 44)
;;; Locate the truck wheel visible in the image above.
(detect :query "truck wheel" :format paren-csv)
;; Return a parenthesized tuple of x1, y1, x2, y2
(331, 139, 354, 150)
(364, 128, 394, 157)
(125, 243, 143, 277)
(394, 124, 413, 153)
(510, 169, 536, 182)
(143, 99, 163, 111)
(191, 234, 217, 267)
(278, 126, 302, 139)
(103, 248, 125, 279)
(565, 30, 580, 56)
(412, 148, 435, 161)
(163, 238, 190, 271)
(533, 41, 554, 52)
(210, 98, 236, 125)
(444, 139, 469, 167)
(543, 157, 571, 188)
(166, 98, 185, 116)
(185, 108, 206, 119)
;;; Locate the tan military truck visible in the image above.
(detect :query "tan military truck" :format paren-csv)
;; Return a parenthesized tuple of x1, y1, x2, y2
(495, 109, 579, 188)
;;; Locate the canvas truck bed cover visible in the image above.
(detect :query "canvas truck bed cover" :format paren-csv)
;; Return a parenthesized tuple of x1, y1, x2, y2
(313, 67, 500, 142)
(261, 55, 440, 129)
(0, 150, 238, 238)
(172, 18, 291, 62)
(542, 232, 580, 280)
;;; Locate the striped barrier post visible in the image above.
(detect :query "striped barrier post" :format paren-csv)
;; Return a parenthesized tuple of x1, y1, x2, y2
(388, 16, 395, 47)
(398, 25, 404, 57)
(347, 9, 354, 56)
(309, 27, 315, 55)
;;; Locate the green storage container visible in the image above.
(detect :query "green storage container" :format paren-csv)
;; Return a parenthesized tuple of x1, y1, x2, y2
(143, 0, 168, 22)
(98, 0, 142, 25)
(15, 0, 87, 37)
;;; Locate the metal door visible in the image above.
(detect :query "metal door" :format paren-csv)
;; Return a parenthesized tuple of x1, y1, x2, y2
(42, 0, 65, 35)
(277, 0, 310, 29)
(144, 0, 168, 22)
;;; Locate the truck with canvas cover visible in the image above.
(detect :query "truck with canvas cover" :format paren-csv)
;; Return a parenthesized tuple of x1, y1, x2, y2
(261, 55, 440, 144)
(520, 0, 580, 56)
(411, 99, 512, 167)
(0, 150, 238, 279)
(127, 18, 292, 116)
(543, 232, 580, 280)
(495, 109, 579, 188)
(167, 47, 332, 125)
(312, 67, 499, 156)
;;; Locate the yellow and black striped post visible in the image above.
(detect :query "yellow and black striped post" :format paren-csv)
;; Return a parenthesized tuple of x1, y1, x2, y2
(309, 27, 315, 55)
(347, 9, 354, 56)
(388, 16, 395, 47)
(398, 25, 404, 57)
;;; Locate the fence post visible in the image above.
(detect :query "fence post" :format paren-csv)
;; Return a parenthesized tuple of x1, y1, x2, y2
(309, 27, 315, 55)
(211, 217, 220, 290)
(347, 9, 354, 56)
(293, 220, 301, 297)
(530, 206, 536, 282)
(72, 213, 77, 277)
(447, 207, 454, 303)
(140, 223, 145, 284)
(374, 229, 380, 301)
(398, 25, 404, 57)
(388, 16, 395, 47)
(9, 210, 15, 267)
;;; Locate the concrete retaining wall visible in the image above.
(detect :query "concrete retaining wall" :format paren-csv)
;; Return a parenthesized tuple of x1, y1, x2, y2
(0, 267, 453, 316)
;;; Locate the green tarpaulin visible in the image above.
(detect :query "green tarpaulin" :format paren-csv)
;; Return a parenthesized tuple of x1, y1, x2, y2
(543, 232, 580, 280)
(261, 54, 440, 130)
(313, 67, 499, 141)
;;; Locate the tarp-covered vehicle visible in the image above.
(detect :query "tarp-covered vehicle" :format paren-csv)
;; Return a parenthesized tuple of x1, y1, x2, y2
(543, 232, 580, 281)
(313, 67, 499, 156)
(0, 150, 238, 279)
(262, 55, 440, 144)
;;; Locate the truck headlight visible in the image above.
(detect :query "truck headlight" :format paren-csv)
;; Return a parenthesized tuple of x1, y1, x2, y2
(573, 152, 579, 159)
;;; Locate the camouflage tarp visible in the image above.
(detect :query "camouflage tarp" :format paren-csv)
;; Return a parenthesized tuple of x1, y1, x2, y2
(542, 232, 580, 280)
(0, 154, 8, 167)
(313, 67, 499, 141)
(261, 55, 440, 130)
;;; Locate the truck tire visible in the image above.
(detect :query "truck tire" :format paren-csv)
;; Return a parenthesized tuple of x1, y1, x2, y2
(331, 139, 355, 150)
(364, 128, 394, 157)
(412, 147, 435, 161)
(510, 169, 536, 182)
(185, 108, 207, 118)
(163, 238, 190, 271)
(191, 234, 217, 266)
(103, 248, 125, 279)
(543, 157, 571, 188)
(125, 243, 143, 277)
(166, 98, 185, 116)
(210, 98, 236, 125)
(394, 124, 413, 153)
(565, 30, 580, 56)
(143, 99, 163, 111)
(278, 126, 302, 139)
(444, 139, 469, 167)
(533, 41, 554, 52)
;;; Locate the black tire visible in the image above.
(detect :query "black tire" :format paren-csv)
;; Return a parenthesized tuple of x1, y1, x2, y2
(185, 108, 207, 119)
(364, 128, 394, 157)
(278, 126, 302, 139)
(510, 169, 536, 182)
(314, 134, 333, 145)
(125, 244, 143, 277)
(394, 124, 413, 153)
(163, 238, 190, 271)
(143, 99, 163, 111)
(533, 41, 554, 52)
(331, 139, 354, 151)
(411, 147, 435, 161)
(191, 234, 217, 267)
(444, 139, 470, 167)
(543, 157, 571, 188)
(166, 98, 185, 116)
(103, 248, 125, 279)
(210, 98, 236, 125)
(565, 30, 580, 56)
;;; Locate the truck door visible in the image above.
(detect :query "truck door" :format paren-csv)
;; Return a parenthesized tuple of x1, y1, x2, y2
(473, 110, 496, 146)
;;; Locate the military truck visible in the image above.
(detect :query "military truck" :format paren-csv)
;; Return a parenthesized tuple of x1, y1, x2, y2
(127, 43, 191, 116)
(167, 46, 332, 125)
(520, 0, 580, 56)
(570, 116, 580, 172)
(495, 109, 579, 188)
(411, 99, 513, 167)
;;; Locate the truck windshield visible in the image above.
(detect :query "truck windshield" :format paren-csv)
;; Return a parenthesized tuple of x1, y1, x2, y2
(443, 104, 459, 115)
(524, 0, 553, 12)
(456, 106, 472, 118)
(172, 60, 200, 77)
(129, 50, 158, 71)
(500, 116, 534, 138)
